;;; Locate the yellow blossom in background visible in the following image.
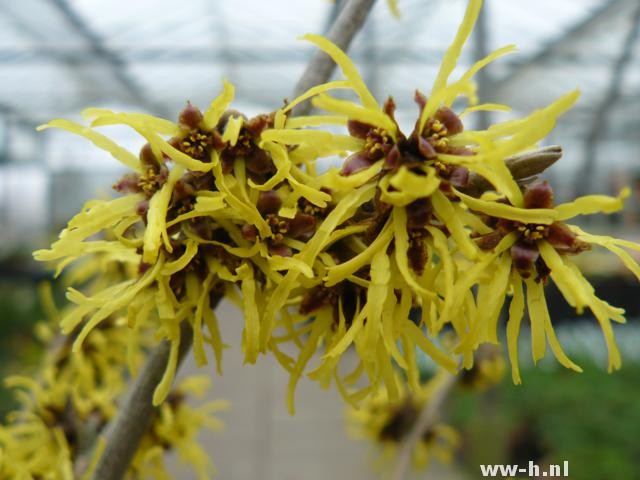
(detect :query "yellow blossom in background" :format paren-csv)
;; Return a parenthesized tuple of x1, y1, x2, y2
(129, 376, 229, 480)
(0, 259, 227, 480)
(453, 181, 639, 382)
(458, 345, 506, 391)
(347, 372, 460, 471)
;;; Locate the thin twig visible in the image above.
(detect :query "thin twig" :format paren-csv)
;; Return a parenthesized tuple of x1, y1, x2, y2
(90, 322, 194, 480)
(292, 0, 377, 116)
(465, 145, 563, 196)
(391, 373, 458, 480)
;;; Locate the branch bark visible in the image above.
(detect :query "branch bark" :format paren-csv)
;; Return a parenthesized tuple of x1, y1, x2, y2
(391, 373, 458, 480)
(292, 0, 377, 116)
(90, 322, 194, 480)
(465, 145, 563, 196)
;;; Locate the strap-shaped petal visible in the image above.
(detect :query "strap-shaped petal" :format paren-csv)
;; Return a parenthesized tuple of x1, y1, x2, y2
(202, 79, 235, 131)
(455, 189, 557, 224)
(37, 119, 141, 171)
(392, 208, 436, 298)
(538, 241, 589, 312)
(569, 225, 640, 281)
(432, 190, 478, 259)
(143, 165, 185, 263)
(419, 0, 483, 131)
(312, 94, 397, 137)
(525, 277, 547, 363)
(379, 166, 440, 206)
(554, 188, 629, 220)
(506, 273, 525, 384)
(302, 34, 379, 110)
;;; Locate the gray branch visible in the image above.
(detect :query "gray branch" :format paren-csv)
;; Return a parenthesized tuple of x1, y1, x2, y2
(391, 373, 458, 480)
(90, 321, 194, 480)
(292, 0, 377, 116)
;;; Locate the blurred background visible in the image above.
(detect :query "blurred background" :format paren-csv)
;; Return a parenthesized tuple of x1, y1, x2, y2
(0, 0, 639, 478)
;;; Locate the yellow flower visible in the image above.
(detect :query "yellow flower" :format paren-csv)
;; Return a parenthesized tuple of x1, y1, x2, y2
(34, 81, 335, 402)
(346, 372, 460, 470)
(30, 0, 639, 422)
(258, 0, 578, 409)
(129, 376, 229, 480)
(458, 345, 506, 391)
(453, 181, 637, 381)
(0, 264, 227, 480)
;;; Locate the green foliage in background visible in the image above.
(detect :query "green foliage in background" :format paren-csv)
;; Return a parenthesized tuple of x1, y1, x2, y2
(0, 277, 48, 420)
(451, 353, 640, 480)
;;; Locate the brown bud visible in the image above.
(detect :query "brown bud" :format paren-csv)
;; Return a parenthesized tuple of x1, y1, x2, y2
(341, 152, 375, 176)
(257, 190, 282, 214)
(246, 149, 275, 174)
(113, 173, 141, 193)
(211, 130, 226, 150)
(172, 179, 195, 201)
(268, 243, 293, 257)
(523, 181, 554, 209)
(139, 143, 159, 169)
(347, 120, 373, 139)
(178, 102, 203, 130)
(474, 230, 503, 251)
(384, 144, 402, 170)
(418, 136, 437, 159)
(547, 222, 591, 255)
(414, 90, 427, 113)
(288, 213, 316, 240)
(510, 241, 539, 278)
(435, 106, 464, 135)
(383, 96, 397, 118)
(449, 166, 469, 188)
(138, 261, 151, 274)
(136, 200, 149, 216)
(241, 223, 258, 241)
(446, 145, 474, 157)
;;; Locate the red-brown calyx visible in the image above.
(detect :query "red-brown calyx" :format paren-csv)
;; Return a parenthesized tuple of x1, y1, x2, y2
(474, 182, 590, 280)
(299, 280, 366, 329)
(341, 97, 400, 176)
(241, 190, 321, 257)
(220, 113, 276, 179)
(171, 102, 224, 163)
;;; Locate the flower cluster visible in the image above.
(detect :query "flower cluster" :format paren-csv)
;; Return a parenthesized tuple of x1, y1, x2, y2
(347, 371, 460, 470)
(31, 0, 640, 422)
(0, 260, 227, 479)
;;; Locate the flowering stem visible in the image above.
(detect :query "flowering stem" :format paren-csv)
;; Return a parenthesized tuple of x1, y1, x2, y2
(292, 0, 377, 115)
(391, 372, 458, 480)
(90, 321, 194, 480)
(87, 4, 376, 479)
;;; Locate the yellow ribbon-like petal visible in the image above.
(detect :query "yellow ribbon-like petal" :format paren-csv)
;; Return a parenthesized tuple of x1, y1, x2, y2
(202, 79, 235, 131)
(554, 188, 629, 220)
